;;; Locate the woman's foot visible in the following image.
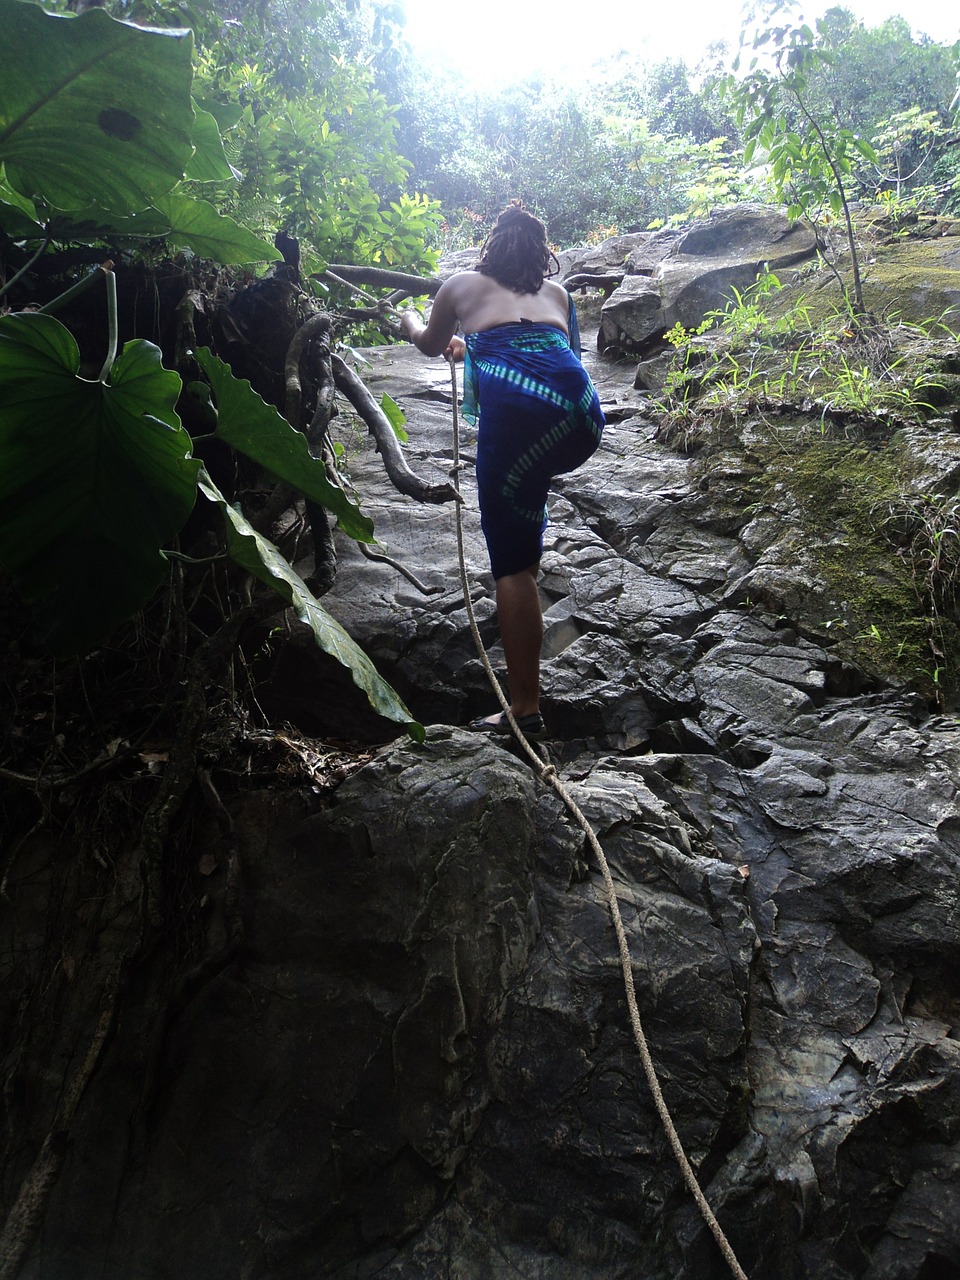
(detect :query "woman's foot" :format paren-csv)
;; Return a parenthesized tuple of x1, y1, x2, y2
(469, 710, 545, 739)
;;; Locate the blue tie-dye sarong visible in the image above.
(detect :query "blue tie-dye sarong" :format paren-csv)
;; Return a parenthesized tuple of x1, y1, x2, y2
(462, 296, 604, 579)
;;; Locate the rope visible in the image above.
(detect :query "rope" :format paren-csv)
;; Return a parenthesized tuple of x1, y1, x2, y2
(445, 353, 749, 1280)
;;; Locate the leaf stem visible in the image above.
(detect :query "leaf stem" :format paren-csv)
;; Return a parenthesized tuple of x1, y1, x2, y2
(162, 550, 228, 564)
(38, 260, 114, 315)
(0, 230, 53, 302)
(98, 265, 118, 383)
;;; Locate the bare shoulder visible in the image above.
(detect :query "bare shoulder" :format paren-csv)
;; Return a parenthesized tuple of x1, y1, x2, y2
(440, 270, 485, 301)
(542, 279, 570, 305)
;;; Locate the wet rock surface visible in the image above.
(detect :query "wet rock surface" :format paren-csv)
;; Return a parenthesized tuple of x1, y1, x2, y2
(13, 318, 960, 1278)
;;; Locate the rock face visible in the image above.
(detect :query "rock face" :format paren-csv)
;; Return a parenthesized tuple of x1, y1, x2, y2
(566, 207, 820, 355)
(572, 204, 960, 356)
(7, 257, 960, 1278)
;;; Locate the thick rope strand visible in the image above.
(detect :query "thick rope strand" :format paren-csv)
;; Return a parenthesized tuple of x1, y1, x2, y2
(446, 354, 748, 1280)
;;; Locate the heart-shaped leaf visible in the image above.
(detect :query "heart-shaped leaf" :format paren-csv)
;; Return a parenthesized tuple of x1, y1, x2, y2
(0, 163, 42, 236)
(0, 312, 199, 655)
(185, 102, 238, 183)
(152, 191, 280, 264)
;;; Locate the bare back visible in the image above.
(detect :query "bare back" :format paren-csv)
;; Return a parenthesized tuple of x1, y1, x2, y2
(408, 270, 570, 357)
(443, 271, 570, 335)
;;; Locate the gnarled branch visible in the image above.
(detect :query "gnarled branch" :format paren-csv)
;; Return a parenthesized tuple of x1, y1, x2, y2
(331, 354, 458, 505)
(284, 311, 332, 429)
(318, 265, 442, 296)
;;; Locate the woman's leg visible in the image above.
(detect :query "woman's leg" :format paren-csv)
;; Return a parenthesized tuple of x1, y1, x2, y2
(476, 561, 542, 723)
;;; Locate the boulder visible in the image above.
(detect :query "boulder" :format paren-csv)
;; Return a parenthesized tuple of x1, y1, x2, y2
(633, 351, 675, 392)
(592, 274, 664, 351)
(854, 232, 960, 328)
(671, 205, 819, 264)
(598, 205, 820, 355)
(556, 232, 651, 280)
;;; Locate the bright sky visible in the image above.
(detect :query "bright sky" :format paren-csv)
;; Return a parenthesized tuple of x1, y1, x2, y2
(400, 0, 958, 88)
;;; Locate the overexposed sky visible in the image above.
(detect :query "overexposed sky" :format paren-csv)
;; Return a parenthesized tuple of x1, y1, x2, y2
(400, 0, 958, 88)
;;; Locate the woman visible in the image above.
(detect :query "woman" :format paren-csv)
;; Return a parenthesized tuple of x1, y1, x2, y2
(400, 203, 604, 737)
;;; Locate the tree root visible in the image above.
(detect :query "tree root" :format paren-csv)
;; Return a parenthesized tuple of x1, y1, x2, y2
(356, 541, 446, 595)
(0, 966, 123, 1280)
(284, 311, 332, 429)
(0, 606, 266, 1280)
(331, 354, 459, 505)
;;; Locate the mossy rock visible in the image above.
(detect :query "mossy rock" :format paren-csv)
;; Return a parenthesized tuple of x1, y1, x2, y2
(861, 234, 960, 329)
(692, 426, 960, 705)
(655, 210, 960, 702)
(764, 222, 960, 332)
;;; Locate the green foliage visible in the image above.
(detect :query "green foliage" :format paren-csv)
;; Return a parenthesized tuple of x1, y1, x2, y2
(0, 0, 434, 736)
(432, 86, 616, 243)
(601, 117, 749, 229)
(199, 470, 422, 740)
(392, 67, 750, 244)
(659, 270, 947, 430)
(378, 392, 408, 443)
(193, 35, 441, 271)
(722, 2, 880, 314)
(0, 303, 420, 732)
(717, 4, 960, 264)
(1, 0, 443, 271)
(868, 107, 949, 202)
(391, 7, 956, 245)
(875, 489, 960, 631)
(152, 189, 286, 264)
(185, 103, 241, 184)
(770, 441, 951, 699)
(661, 293, 959, 698)
(606, 56, 735, 145)
(194, 348, 374, 542)
(372, 194, 441, 270)
(0, 0, 279, 265)
(797, 12, 955, 139)
(938, 40, 960, 213)
(0, 311, 199, 655)
(0, 0, 194, 214)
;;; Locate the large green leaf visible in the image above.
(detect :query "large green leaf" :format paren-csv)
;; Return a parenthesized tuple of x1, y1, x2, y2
(152, 191, 279, 264)
(185, 102, 239, 183)
(47, 205, 172, 243)
(194, 98, 244, 135)
(0, 0, 194, 213)
(379, 392, 409, 443)
(0, 163, 42, 236)
(194, 348, 374, 542)
(0, 312, 199, 655)
(199, 470, 423, 741)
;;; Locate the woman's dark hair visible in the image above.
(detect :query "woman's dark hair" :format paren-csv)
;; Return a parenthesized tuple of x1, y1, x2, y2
(476, 201, 560, 293)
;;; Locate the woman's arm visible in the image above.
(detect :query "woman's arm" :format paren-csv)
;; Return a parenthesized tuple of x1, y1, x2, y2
(400, 276, 465, 359)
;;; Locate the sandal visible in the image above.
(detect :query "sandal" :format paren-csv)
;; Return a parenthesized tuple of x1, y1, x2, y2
(469, 711, 546, 740)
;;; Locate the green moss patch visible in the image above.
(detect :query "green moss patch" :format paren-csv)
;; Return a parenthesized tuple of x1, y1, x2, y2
(770, 441, 943, 686)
